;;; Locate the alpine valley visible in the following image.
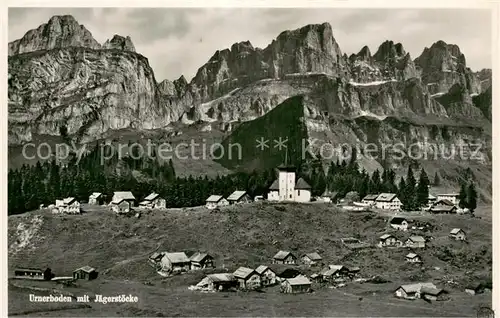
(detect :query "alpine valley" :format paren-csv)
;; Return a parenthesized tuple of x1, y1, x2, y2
(8, 15, 492, 201)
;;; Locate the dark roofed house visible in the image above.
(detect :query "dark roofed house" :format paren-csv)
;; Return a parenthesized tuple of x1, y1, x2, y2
(190, 252, 214, 270)
(430, 199, 457, 214)
(362, 194, 378, 205)
(278, 268, 302, 280)
(390, 217, 408, 231)
(420, 286, 448, 301)
(233, 267, 261, 290)
(73, 266, 98, 281)
(301, 252, 323, 266)
(273, 251, 297, 265)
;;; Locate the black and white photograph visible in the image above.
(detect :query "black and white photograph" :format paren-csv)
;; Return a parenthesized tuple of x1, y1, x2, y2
(5, 2, 496, 317)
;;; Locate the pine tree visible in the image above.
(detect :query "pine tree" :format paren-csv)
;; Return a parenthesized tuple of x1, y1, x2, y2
(433, 172, 441, 186)
(458, 183, 468, 209)
(416, 168, 430, 208)
(403, 166, 417, 210)
(466, 182, 478, 212)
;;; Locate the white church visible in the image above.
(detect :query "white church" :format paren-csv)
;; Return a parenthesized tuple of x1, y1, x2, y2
(267, 164, 312, 202)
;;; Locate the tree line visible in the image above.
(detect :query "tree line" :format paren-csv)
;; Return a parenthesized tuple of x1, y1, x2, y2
(7, 143, 478, 215)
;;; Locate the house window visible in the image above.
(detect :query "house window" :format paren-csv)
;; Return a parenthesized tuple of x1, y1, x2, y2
(298, 190, 301, 196)
(289, 194, 292, 199)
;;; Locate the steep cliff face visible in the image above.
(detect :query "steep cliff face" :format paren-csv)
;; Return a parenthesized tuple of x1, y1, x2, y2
(8, 16, 492, 148)
(102, 35, 136, 52)
(8, 47, 167, 144)
(414, 40, 481, 95)
(8, 15, 101, 56)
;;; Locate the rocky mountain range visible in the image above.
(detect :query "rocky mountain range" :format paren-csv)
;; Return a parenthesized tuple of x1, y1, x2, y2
(8, 15, 492, 190)
(8, 15, 492, 146)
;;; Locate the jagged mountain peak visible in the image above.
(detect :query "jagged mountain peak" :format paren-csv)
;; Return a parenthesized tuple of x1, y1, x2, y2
(8, 14, 101, 56)
(373, 40, 406, 61)
(103, 34, 136, 52)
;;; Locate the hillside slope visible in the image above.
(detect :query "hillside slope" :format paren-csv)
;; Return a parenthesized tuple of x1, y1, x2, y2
(8, 203, 491, 316)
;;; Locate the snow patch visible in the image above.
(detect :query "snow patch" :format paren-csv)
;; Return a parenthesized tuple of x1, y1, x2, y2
(357, 110, 387, 120)
(349, 79, 397, 87)
(430, 92, 446, 97)
(470, 93, 479, 97)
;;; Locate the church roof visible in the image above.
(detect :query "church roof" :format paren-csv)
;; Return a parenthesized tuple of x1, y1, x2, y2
(295, 178, 311, 190)
(269, 179, 279, 190)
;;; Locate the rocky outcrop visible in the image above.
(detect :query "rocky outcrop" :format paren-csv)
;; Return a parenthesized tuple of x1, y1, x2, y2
(348, 41, 419, 83)
(8, 15, 101, 56)
(102, 35, 136, 52)
(414, 40, 481, 95)
(8, 47, 168, 144)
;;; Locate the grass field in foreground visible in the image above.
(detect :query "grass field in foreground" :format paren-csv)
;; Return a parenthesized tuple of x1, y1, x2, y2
(8, 202, 492, 316)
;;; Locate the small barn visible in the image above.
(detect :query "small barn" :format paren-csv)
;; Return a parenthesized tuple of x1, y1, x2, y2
(73, 266, 98, 281)
(322, 265, 350, 281)
(390, 217, 408, 231)
(273, 251, 297, 265)
(14, 267, 53, 280)
(233, 267, 261, 290)
(226, 190, 252, 205)
(420, 286, 448, 301)
(378, 234, 401, 247)
(280, 275, 312, 294)
(139, 192, 166, 209)
(301, 252, 322, 266)
(449, 228, 467, 241)
(189, 252, 215, 270)
(255, 265, 277, 286)
(361, 194, 378, 205)
(406, 252, 422, 263)
(405, 235, 426, 248)
(205, 195, 229, 210)
(278, 268, 302, 280)
(394, 282, 437, 300)
(465, 283, 485, 295)
(430, 200, 457, 214)
(160, 252, 191, 273)
(195, 273, 238, 292)
(148, 252, 165, 268)
(110, 191, 136, 213)
(88, 192, 105, 205)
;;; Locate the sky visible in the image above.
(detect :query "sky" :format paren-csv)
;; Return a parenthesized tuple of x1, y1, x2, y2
(8, 7, 492, 82)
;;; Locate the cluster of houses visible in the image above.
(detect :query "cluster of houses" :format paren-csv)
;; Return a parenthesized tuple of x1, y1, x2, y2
(13, 265, 98, 282)
(188, 250, 362, 294)
(148, 251, 215, 274)
(358, 192, 465, 213)
(379, 217, 468, 249)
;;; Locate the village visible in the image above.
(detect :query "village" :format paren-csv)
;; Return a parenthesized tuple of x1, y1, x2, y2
(12, 163, 490, 306)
